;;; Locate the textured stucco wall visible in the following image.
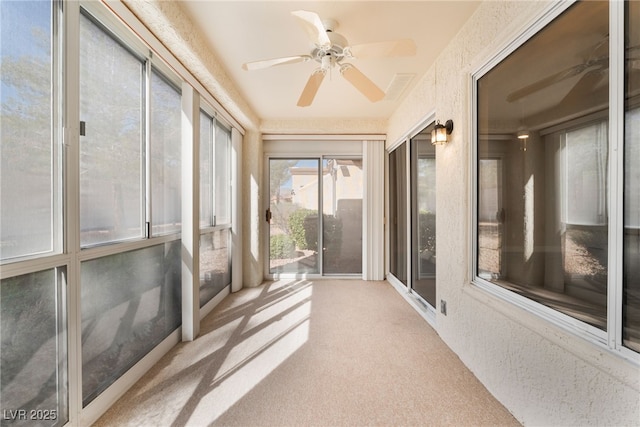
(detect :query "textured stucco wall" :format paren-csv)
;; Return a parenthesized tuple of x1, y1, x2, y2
(387, 1, 640, 425)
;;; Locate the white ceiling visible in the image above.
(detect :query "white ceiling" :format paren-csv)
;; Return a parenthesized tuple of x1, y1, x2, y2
(179, 1, 481, 121)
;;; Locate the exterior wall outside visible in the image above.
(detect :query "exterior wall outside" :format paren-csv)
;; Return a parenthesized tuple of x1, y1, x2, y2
(289, 163, 364, 214)
(387, 1, 639, 425)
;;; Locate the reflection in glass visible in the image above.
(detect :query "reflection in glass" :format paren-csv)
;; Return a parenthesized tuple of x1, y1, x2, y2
(623, 0, 640, 352)
(81, 241, 181, 406)
(411, 128, 436, 306)
(79, 12, 144, 246)
(476, 1, 609, 330)
(477, 158, 503, 279)
(322, 159, 363, 275)
(389, 144, 407, 285)
(150, 70, 181, 236)
(1, 268, 68, 426)
(200, 229, 231, 307)
(0, 0, 59, 259)
(269, 159, 319, 274)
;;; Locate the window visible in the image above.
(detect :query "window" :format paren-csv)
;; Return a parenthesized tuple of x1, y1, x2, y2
(79, 11, 144, 247)
(200, 110, 214, 228)
(623, 0, 639, 353)
(1, 0, 62, 261)
(2, 0, 240, 420)
(475, 1, 637, 355)
(1, 268, 68, 425)
(150, 69, 182, 236)
(1, 2, 69, 424)
(199, 110, 232, 306)
(81, 242, 181, 405)
(215, 124, 231, 226)
(78, 6, 184, 405)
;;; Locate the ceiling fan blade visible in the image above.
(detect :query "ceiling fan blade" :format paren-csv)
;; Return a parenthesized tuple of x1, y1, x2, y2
(340, 64, 385, 102)
(506, 63, 589, 102)
(346, 39, 416, 59)
(558, 69, 605, 108)
(291, 10, 331, 49)
(242, 55, 311, 71)
(297, 69, 326, 107)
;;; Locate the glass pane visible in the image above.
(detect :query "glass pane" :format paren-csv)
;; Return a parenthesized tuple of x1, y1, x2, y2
(477, 158, 503, 279)
(214, 123, 231, 225)
(1, 0, 57, 259)
(411, 128, 436, 306)
(1, 268, 68, 426)
(150, 70, 181, 235)
(81, 241, 181, 406)
(269, 159, 319, 274)
(322, 159, 363, 275)
(623, 0, 640, 352)
(476, 1, 609, 330)
(199, 228, 231, 307)
(79, 12, 144, 246)
(200, 111, 214, 228)
(389, 144, 407, 285)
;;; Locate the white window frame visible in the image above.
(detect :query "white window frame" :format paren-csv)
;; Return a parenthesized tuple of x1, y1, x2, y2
(198, 101, 232, 309)
(470, 0, 638, 364)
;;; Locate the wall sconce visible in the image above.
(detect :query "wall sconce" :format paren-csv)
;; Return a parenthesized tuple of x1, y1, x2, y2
(431, 119, 454, 145)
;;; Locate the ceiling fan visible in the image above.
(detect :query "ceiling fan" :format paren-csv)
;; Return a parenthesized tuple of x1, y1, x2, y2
(242, 10, 416, 107)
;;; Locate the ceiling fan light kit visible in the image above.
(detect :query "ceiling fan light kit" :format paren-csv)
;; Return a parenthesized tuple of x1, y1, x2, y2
(242, 10, 417, 107)
(517, 128, 529, 139)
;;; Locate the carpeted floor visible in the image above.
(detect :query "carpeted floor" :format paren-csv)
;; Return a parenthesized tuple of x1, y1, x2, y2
(93, 279, 520, 426)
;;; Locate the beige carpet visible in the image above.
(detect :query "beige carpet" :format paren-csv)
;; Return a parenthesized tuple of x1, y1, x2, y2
(93, 280, 520, 426)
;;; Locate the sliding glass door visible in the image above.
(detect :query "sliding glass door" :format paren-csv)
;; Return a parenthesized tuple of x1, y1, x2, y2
(389, 123, 438, 312)
(267, 157, 362, 276)
(322, 158, 363, 275)
(389, 144, 408, 285)
(268, 158, 320, 274)
(411, 128, 436, 307)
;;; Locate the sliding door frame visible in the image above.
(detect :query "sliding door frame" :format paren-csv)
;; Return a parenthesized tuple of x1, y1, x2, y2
(386, 113, 438, 325)
(262, 137, 368, 280)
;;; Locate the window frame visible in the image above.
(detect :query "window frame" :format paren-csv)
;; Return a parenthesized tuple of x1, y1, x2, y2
(78, 2, 182, 251)
(198, 102, 232, 306)
(0, 0, 64, 265)
(148, 66, 183, 237)
(470, 0, 638, 362)
(199, 103, 233, 231)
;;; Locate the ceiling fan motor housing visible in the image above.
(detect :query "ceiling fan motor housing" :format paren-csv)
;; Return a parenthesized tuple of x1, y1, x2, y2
(312, 31, 349, 66)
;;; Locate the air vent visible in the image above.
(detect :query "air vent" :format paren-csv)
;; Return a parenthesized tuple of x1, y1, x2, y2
(384, 73, 415, 101)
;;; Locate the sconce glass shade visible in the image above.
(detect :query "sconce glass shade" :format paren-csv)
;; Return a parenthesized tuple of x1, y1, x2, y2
(431, 119, 453, 145)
